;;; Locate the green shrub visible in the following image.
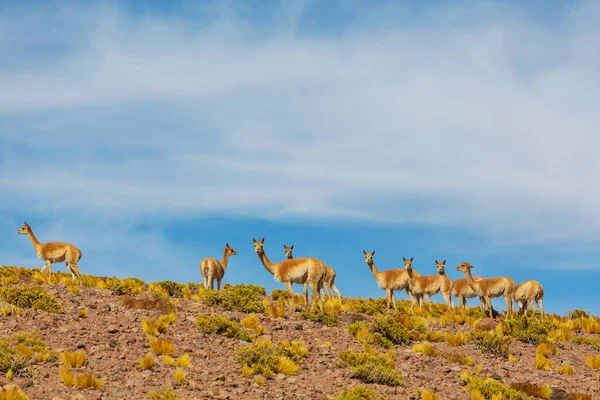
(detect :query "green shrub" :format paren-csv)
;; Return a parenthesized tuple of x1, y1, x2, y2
(234, 338, 308, 379)
(460, 372, 531, 400)
(0, 340, 28, 374)
(567, 309, 590, 319)
(195, 314, 252, 341)
(299, 309, 339, 327)
(108, 278, 133, 296)
(271, 289, 289, 301)
(11, 331, 57, 362)
(197, 283, 266, 313)
(467, 330, 512, 358)
(337, 386, 387, 400)
(501, 317, 554, 344)
(154, 281, 185, 298)
(370, 315, 412, 345)
(572, 336, 600, 351)
(0, 285, 62, 313)
(337, 350, 403, 387)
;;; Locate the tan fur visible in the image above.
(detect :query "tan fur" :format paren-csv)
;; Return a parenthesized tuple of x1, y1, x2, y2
(284, 244, 342, 301)
(253, 238, 325, 312)
(451, 277, 486, 309)
(17, 222, 82, 282)
(363, 251, 420, 312)
(456, 261, 516, 318)
(404, 259, 454, 310)
(513, 280, 544, 318)
(200, 243, 237, 290)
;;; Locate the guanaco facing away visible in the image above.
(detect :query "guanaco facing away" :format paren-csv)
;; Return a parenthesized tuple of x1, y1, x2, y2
(404, 259, 454, 310)
(284, 244, 342, 301)
(513, 280, 544, 318)
(253, 238, 325, 312)
(200, 243, 237, 290)
(456, 261, 516, 319)
(17, 222, 83, 282)
(363, 250, 420, 312)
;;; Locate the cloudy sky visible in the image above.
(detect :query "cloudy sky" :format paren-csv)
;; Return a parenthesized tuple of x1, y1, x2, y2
(1, 0, 599, 315)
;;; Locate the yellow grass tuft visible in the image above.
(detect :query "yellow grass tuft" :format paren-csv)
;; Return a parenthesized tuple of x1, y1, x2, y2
(420, 389, 439, 400)
(552, 326, 573, 342)
(470, 390, 485, 400)
(177, 353, 192, 369)
(413, 342, 439, 357)
(149, 337, 175, 356)
(59, 367, 74, 386)
(445, 332, 466, 347)
(587, 355, 600, 370)
(241, 314, 266, 335)
(536, 343, 557, 358)
(254, 376, 266, 386)
(508, 354, 517, 363)
(5, 369, 13, 381)
(535, 354, 553, 371)
(324, 297, 342, 313)
(142, 314, 174, 336)
(556, 364, 574, 375)
(241, 364, 253, 377)
(15, 343, 33, 359)
(174, 368, 186, 385)
(140, 354, 156, 370)
(162, 356, 175, 366)
(264, 298, 286, 318)
(59, 367, 103, 389)
(276, 357, 300, 375)
(77, 308, 87, 318)
(60, 350, 87, 368)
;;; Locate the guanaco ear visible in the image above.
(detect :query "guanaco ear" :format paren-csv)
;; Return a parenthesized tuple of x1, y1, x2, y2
(260, 237, 264, 244)
(435, 260, 438, 264)
(290, 245, 294, 250)
(410, 257, 413, 262)
(284, 244, 287, 249)
(226, 243, 230, 247)
(403, 257, 406, 261)
(442, 260, 446, 265)
(363, 250, 367, 255)
(252, 237, 256, 243)
(372, 250, 375, 255)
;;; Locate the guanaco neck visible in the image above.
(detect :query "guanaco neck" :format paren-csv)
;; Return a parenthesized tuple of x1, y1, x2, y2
(257, 251, 276, 275)
(463, 268, 479, 291)
(221, 247, 231, 270)
(25, 229, 42, 250)
(286, 253, 293, 260)
(366, 260, 381, 279)
(405, 267, 415, 289)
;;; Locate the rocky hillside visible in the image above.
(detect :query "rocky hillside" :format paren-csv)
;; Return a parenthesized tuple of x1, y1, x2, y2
(0, 265, 598, 400)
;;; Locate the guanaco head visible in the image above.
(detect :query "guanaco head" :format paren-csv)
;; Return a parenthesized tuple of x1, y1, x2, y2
(284, 244, 294, 259)
(17, 221, 30, 235)
(435, 260, 446, 275)
(363, 250, 375, 264)
(403, 257, 414, 270)
(252, 237, 265, 255)
(456, 261, 473, 273)
(225, 243, 237, 256)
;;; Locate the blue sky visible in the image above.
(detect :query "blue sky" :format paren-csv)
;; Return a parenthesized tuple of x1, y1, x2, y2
(1, 0, 599, 316)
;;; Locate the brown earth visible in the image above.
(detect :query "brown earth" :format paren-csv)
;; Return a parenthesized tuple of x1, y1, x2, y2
(1, 283, 599, 400)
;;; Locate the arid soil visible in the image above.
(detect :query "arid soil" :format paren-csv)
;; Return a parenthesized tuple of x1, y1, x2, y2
(0, 281, 599, 400)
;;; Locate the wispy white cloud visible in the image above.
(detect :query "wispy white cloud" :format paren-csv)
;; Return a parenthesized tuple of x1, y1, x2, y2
(0, 0, 599, 265)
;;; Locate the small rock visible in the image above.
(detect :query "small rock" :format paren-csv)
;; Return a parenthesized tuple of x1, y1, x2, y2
(294, 323, 303, 331)
(107, 325, 119, 334)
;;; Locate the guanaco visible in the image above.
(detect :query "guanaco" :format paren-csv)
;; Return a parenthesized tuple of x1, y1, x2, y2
(253, 238, 325, 312)
(284, 244, 342, 301)
(404, 259, 453, 310)
(200, 243, 237, 290)
(17, 222, 82, 282)
(513, 279, 544, 318)
(456, 261, 516, 318)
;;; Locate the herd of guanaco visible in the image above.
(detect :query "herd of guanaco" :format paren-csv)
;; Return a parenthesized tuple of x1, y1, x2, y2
(16, 222, 544, 319)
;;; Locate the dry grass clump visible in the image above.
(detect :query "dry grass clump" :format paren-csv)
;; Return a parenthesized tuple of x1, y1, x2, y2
(59, 367, 103, 389)
(299, 308, 339, 327)
(105, 277, 147, 295)
(119, 295, 175, 314)
(413, 341, 473, 366)
(349, 315, 416, 349)
(509, 383, 552, 399)
(572, 336, 600, 351)
(11, 331, 57, 363)
(336, 347, 403, 387)
(438, 308, 481, 327)
(579, 317, 600, 334)
(445, 332, 467, 347)
(60, 350, 87, 368)
(147, 388, 181, 400)
(467, 329, 512, 359)
(142, 313, 177, 336)
(195, 314, 252, 341)
(460, 372, 530, 400)
(336, 386, 387, 400)
(77, 308, 87, 318)
(148, 337, 175, 356)
(197, 283, 266, 313)
(586, 355, 600, 370)
(173, 368, 186, 385)
(0, 285, 62, 313)
(140, 354, 156, 370)
(418, 389, 440, 400)
(177, 353, 192, 369)
(0, 384, 29, 400)
(234, 338, 308, 379)
(414, 330, 445, 343)
(534, 343, 557, 372)
(263, 298, 286, 318)
(240, 314, 267, 335)
(341, 297, 397, 315)
(556, 364, 575, 375)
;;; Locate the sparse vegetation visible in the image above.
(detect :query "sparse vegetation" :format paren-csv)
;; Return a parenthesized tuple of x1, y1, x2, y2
(197, 283, 266, 313)
(460, 372, 531, 400)
(148, 337, 175, 356)
(586, 355, 600, 370)
(467, 329, 512, 358)
(336, 348, 403, 386)
(556, 364, 575, 375)
(59, 367, 103, 389)
(572, 336, 600, 351)
(60, 350, 87, 368)
(509, 383, 552, 399)
(413, 341, 473, 366)
(147, 388, 180, 400)
(140, 354, 156, 370)
(500, 316, 554, 344)
(234, 338, 308, 379)
(174, 368, 186, 384)
(142, 313, 177, 336)
(240, 314, 267, 335)
(300, 308, 339, 327)
(177, 353, 192, 369)
(336, 386, 387, 400)
(195, 314, 252, 341)
(0, 285, 62, 313)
